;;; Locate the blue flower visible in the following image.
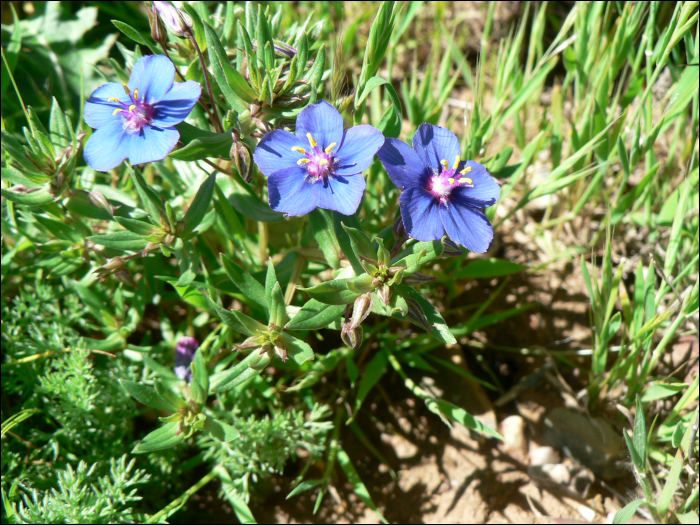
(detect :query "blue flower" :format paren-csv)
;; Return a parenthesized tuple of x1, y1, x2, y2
(83, 55, 201, 172)
(377, 123, 500, 253)
(174, 336, 199, 382)
(253, 101, 384, 216)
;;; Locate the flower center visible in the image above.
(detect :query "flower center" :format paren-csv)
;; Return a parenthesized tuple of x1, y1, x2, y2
(108, 84, 155, 134)
(427, 156, 474, 203)
(291, 133, 337, 182)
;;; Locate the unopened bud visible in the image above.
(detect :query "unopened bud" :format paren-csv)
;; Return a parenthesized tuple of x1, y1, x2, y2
(88, 190, 115, 216)
(274, 41, 297, 59)
(341, 323, 364, 350)
(349, 293, 373, 330)
(253, 117, 272, 133)
(149, 2, 168, 45)
(377, 284, 391, 305)
(402, 271, 437, 285)
(114, 268, 137, 287)
(153, 1, 193, 38)
(405, 297, 432, 331)
(98, 256, 126, 273)
(174, 336, 199, 381)
(392, 215, 407, 246)
(274, 345, 288, 362)
(442, 239, 463, 257)
(230, 136, 253, 183)
(359, 256, 379, 277)
(235, 337, 261, 351)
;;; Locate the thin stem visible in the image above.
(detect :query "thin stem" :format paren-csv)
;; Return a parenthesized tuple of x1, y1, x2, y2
(189, 34, 224, 133)
(146, 469, 218, 524)
(1, 47, 30, 125)
(200, 158, 235, 177)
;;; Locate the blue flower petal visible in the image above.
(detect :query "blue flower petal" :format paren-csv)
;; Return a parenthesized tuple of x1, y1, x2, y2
(439, 201, 493, 253)
(334, 125, 384, 176)
(84, 83, 129, 129)
(268, 166, 318, 216)
(377, 137, 430, 190)
(84, 119, 132, 172)
(452, 161, 500, 208)
(128, 125, 180, 166)
(128, 55, 175, 104)
(254, 130, 308, 177)
(412, 123, 461, 171)
(399, 186, 445, 241)
(151, 80, 202, 127)
(314, 174, 366, 215)
(295, 100, 343, 150)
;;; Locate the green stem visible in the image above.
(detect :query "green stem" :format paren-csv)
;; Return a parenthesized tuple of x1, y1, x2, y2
(189, 34, 224, 133)
(146, 469, 218, 524)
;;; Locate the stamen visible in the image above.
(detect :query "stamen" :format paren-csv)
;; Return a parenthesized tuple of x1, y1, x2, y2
(319, 159, 329, 166)
(128, 105, 137, 112)
(122, 84, 131, 95)
(325, 142, 337, 154)
(291, 146, 307, 154)
(452, 155, 461, 170)
(133, 89, 139, 100)
(112, 108, 123, 116)
(459, 177, 473, 184)
(306, 133, 318, 148)
(460, 166, 472, 175)
(440, 159, 449, 171)
(297, 158, 311, 165)
(107, 97, 120, 103)
(448, 177, 455, 185)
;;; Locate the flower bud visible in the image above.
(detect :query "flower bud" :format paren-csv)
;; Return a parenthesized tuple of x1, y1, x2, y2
(153, 1, 193, 38)
(88, 190, 115, 216)
(114, 268, 137, 288)
(405, 297, 432, 331)
(95, 256, 126, 279)
(230, 136, 253, 183)
(274, 345, 288, 362)
(392, 215, 408, 249)
(175, 336, 199, 382)
(401, 271, 437, 285)
(149, 2, 168, 45)
(235, 337, 261, 351)
(349, 293, 373, 330)
(341, 323, 364, 350)
(442, 239, 463, 257)
(377, 284, 391, 305)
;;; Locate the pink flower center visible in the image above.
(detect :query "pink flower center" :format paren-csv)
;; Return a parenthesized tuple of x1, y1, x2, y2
(109, 86, 155, 134)
(427, 157, 475, 203)
(292, 133, 338, 182)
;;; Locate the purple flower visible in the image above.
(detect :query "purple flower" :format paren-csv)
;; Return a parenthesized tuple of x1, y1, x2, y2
(174, 336, 199, 382)
(83, 55, 201, 172)
(253, 101, 384, 216)
(153, 1, 193, 38)
(377, 123, 500, 253)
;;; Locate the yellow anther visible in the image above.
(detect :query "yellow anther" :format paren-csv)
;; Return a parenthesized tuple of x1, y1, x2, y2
(452, 155, 461, 170)
(319, 159, 329, 166)
(297, 158, 311, 165)
(133, 88, 139, 100)
(306, 133, 318, 148)
(128, 105, 137, 112)
(459, 166, 472, 175)
(122, 84, 131, 95)
(440, 159, 449, 171)
(325, 142, 337, 154)
(459, 177, 473, 184)
(112, 108, 123, 116)
(107, 97, 120, 103)
(448, 177, 455, 185)
(291, 146, 307, 154)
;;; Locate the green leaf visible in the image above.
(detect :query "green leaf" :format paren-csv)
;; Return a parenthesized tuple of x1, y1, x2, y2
(220, 176, 284, 222)
(211, 351, 264, 392)
(332, 212, 364, 275)
(454, 258, 527, 279)
(209, 298, 263, 336)
(171, 282, 212, 312)
(641, 383, 688, 402)
(354, 349, 388, 415)
(676, 512, 700, 525)
(657, 447, 684, 517)
(287, 479, 323, 500)
(279, 333, 315, 365)
(1, 187, 54, 206)
(189, 348, 209, 405)
(182, 172, 217, 237)
(337, 447, 387, 523)
(120, 380, 182, 413)
(202, 418, 240, 442)
(154, 379, 188, 410)
(221, 254, 267, 310)
(355, 76, 402, 138)
(391, 240, 444, 271)
(265, 260, 277, 309)
(269, 282, 287, 327)
(633, 395, 647, 471)
(115, 216, 158, 236)
(299, 279, 360, 305)
(112, 20, 158, 50)
(88, 231, 148, 252)
(434, 400, 503, 440)
(133, 421, 186, 453)
(0, 3, 21, 100)
(341, 223, 376, 260)
(286, 300, 345, 330)
(129, 166, 166, 226)
(612, 499, 646, 524)
(309, 209, 341, 268)
(170, 129, 232, 161)
(204, 23, 254, 112)
(49, 98, 70, 150)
